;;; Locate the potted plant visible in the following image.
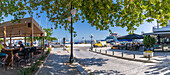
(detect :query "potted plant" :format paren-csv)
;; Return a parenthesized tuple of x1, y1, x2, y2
(143, 35, 156, 58)
(143, 50, 153, 58)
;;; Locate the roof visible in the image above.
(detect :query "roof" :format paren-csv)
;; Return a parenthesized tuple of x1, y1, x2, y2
(0, 17, 45, 38)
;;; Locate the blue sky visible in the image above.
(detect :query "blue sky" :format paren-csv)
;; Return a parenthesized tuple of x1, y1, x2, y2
(3, 11, 157, 42)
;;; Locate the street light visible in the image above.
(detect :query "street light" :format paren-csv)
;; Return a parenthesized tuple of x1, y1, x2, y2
(90, 34, 93, 51)
(67, 1, 77, 63)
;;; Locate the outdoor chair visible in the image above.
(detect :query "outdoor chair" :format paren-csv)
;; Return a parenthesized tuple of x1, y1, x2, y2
(30, 47, 36, 55)
(0, 49, 7, 70)
(17, 48, 30, 66)
(36, 46, 44, 54)
(0, 55, 7, 70)
(29, 47, 36, 61)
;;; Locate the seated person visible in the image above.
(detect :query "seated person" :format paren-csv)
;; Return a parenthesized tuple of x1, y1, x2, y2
(0, 41, 8, 64)
(13, 41, 25, 62)
(3, 44, 7, 48)
(18, 41, 25, 52)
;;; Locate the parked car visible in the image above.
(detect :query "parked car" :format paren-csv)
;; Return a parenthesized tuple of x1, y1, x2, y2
(93, 41, 107, 47)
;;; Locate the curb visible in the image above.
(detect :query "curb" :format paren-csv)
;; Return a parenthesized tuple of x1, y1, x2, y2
(74, 57, 95, 75)
(66, 49, 90, 75)
(35, 51, 51, 75)
(89, 50, 157, 63)
(74, 58, 90, 75)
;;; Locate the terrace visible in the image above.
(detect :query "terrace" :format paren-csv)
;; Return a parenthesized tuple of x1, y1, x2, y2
(0, 17, 46, 74)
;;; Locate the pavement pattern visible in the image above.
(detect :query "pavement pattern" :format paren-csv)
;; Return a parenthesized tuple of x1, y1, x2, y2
(73, 46, 170, 75)
(37, 48, 80, 75)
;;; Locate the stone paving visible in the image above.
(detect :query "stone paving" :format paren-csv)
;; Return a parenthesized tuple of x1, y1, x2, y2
(74, 50, 147, 75)
(37, 49, 80, 75)
(74, 46, 170, 75)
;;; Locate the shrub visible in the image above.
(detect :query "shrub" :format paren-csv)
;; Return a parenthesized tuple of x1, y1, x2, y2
(48, 47, 52, 51)
(18, 49, 51, 75)
(144, 50, 153, 53)
(143, 35, 156, 50)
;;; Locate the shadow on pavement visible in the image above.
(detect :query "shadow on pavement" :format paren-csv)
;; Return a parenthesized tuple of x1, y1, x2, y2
(77, 58, 109, 67)
(76, 57, 125, 75)
(92, 70, 125, 75)
(38, 54, 80, 75)
(145, 58, 170, 75)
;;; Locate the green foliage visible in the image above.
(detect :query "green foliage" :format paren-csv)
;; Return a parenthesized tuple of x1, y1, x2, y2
(143, 35, 156, 49)
(39, 55, 45, 60)
(0, 0, 170, 34)
(144, 50, 153, 53)
(45, 50, 50, 55)
(18, 49, 51, 75)
(48, 48, 51, 51)
(44, 28, 57, 41)
(65, 46, 69, 48)
(27, 28, 57, 42)
(0, 38, 3, 41)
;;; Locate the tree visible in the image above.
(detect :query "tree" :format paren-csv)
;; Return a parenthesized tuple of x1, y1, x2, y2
(49, 37, 57, 42)
(43, 28, 57, 41)
(0, 0, 169, 35)
(143, 35, 156, 50)
(27, 28, 57, 42)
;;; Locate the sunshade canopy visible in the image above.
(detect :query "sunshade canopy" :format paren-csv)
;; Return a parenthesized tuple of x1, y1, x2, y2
(0, 17, 45, 38)
(117, 34, 144, 39)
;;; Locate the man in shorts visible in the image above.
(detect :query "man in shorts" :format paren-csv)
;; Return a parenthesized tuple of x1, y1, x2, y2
(0, 41, 8, 64)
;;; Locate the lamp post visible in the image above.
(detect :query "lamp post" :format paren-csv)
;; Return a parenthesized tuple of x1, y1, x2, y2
(67, 1, 76, 63)
(90, 34, 93, 51)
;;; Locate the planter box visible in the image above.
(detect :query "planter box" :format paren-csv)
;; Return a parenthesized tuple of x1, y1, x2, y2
(143, 52, 153, 58)
(164, 46, 168, 50)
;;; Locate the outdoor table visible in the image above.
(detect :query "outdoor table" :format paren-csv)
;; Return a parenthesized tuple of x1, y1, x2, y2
(5, 48, 19, 67)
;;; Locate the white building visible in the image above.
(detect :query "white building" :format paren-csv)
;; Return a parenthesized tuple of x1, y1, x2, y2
(153, 20, 170, 33)
(144, 20, 170, 51)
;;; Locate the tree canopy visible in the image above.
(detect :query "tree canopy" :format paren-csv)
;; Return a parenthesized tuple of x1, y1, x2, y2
(43, 28, 57, 41)
(27, 28, 57, 42)
(0, 0, 170, 35)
